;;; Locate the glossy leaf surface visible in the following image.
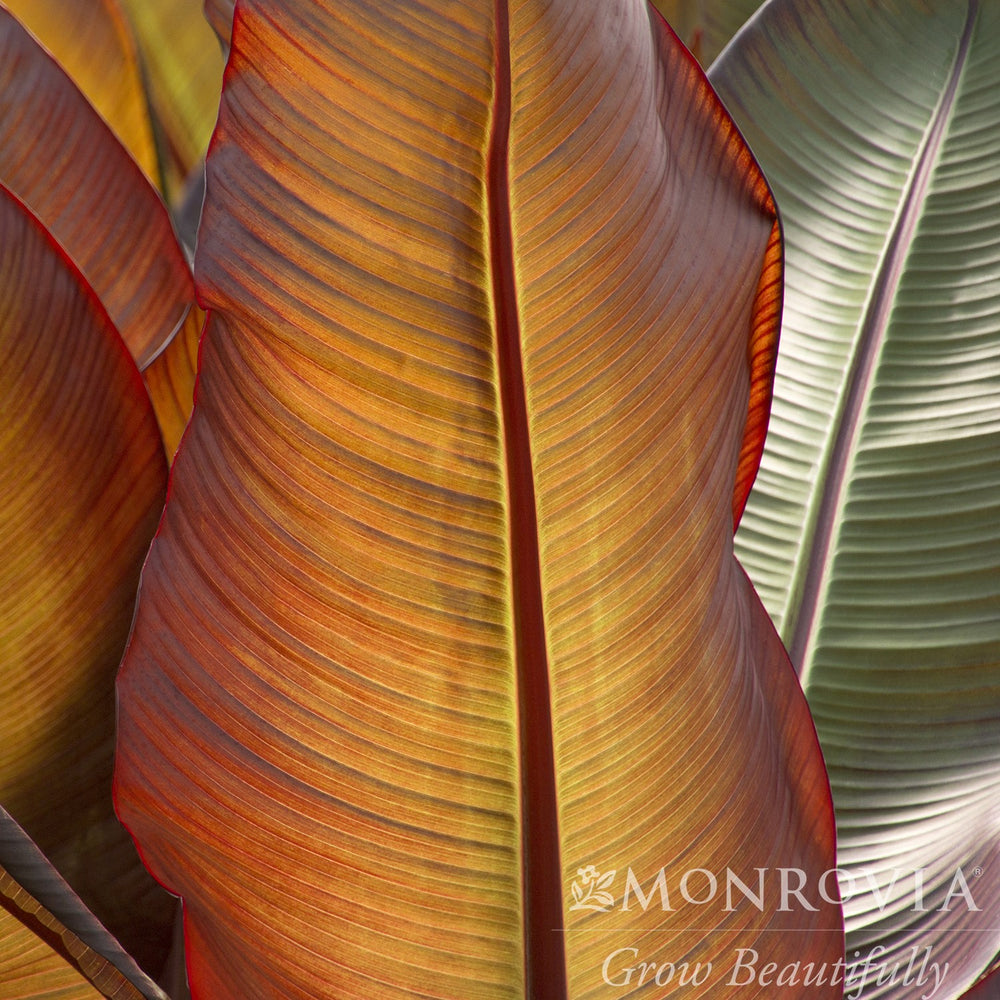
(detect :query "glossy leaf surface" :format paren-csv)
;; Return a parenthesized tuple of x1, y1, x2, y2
(0, 10, 194, 372)
(0, 807, 168, 1000)
(116, 1, 840, 996)
(713, 1, 1000, 995)
(0, 184, 173, 973)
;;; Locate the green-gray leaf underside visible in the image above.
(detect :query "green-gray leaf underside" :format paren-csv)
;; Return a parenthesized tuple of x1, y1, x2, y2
(713, 1, 1000, 996)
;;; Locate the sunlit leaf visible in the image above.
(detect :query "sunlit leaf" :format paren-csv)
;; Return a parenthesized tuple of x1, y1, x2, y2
(0, 9, 198, 444)
(2, 0, 161, 188)
(117, 0, 225, 204)
(0, 183, 173, 974)
(116, 0, 840, 996)
(714, 0, 1000, 995)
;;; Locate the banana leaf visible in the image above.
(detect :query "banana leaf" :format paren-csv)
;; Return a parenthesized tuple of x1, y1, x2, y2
(115, 0, 841, 996)
(2, 0, 161, 187)
(0, 183, 174, 974)
(0, 8, 199, 453)
(712, 1, 1000, 995)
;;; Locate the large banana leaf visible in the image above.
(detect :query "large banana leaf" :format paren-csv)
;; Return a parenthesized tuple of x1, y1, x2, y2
(712, 1, 1000, 996)
(0, 183, 174, 973)
(115, 1, 840, 996)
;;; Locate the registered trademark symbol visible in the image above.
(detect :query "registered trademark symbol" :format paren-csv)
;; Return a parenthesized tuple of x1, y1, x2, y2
(974, 867, 983, 877)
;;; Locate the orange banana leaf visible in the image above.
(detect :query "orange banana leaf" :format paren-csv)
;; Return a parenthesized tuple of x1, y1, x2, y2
(0, 9, 198, 452)
(116, 1, 841, 996)
(0, 183, 173, 974)
(2, 0, 161, 188)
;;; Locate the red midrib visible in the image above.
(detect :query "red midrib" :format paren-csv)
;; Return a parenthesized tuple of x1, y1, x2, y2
(488, 2, 567, 995)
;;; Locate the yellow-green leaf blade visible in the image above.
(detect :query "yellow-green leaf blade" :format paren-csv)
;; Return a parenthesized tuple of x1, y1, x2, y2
(117, 0, 225, 203)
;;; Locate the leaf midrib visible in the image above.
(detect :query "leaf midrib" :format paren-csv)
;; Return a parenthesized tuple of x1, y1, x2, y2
(487, 2, 567, 996)
(791, 0, 980, 685)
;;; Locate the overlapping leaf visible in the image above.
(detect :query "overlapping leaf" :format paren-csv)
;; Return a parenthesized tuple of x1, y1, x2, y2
(651, 0, 764, 66)
(713, 1, 1000, 995)
(2, 0, 161, 187)
(142, 304, 204, 459)
(0, 8, 190, 365)
(117, 0, 225, 203)
(4, 0, 224, 211)
(0, 184, 173, 974)
(202, 0, 233, 46)
(0, 807, 168, 1000)
(115, 1, 840, 996)
(0, 9, 199, 452)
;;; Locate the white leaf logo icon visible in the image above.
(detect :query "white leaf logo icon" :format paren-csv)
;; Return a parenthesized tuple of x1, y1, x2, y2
(569, 865, 616, 911)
